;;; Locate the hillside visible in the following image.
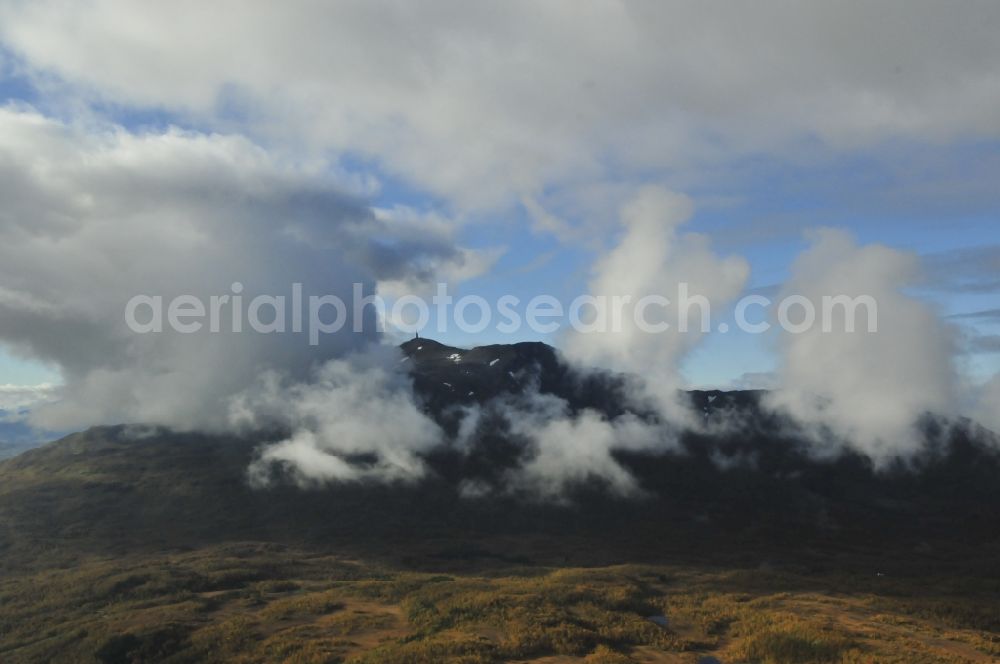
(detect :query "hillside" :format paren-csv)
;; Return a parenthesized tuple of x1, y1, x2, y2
(0, 339, 999, 662)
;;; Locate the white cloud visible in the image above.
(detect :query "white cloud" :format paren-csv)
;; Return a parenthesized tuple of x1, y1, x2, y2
(2, 2, 998, 211)
(241, 347, 443, 487)
(453, 388, 672, 501)
(0, 383, 59, 414)
(507, 404, 645, 500)
(767, 229, 958, 461)
(0, 107, 473, 431)
(564, 186, 749, 418)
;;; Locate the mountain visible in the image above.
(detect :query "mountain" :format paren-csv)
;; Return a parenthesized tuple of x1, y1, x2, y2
(1, 339, 999, 662)
(2, 338, 998, 571)
(400, 337, 630, 419)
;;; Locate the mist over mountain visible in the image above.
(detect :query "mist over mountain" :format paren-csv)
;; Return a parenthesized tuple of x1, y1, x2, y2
(232, 336, 995, 499)
(4, 338, 998, 570)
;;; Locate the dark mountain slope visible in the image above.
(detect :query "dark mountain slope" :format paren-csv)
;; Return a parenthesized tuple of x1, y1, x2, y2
(1, 339, 999, 578)
(400, 337, 630, 421)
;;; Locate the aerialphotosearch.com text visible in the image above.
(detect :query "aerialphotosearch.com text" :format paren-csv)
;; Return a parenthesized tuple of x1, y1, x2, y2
(124, 282, 878, 345)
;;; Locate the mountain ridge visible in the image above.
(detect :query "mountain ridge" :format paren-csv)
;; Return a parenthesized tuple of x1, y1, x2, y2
(1, 338, 998, 576)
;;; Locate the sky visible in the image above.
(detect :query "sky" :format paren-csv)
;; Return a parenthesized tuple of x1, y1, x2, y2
(0, 1, 997, 446)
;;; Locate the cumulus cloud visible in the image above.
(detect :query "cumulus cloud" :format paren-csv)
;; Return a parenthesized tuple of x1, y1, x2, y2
(0, 107, 479, 431)
(510, 406, 673, 500)
(449, 385, 669, 501)
(767, 229, 958, 461)
(564, 186, 749, 418)
(2, 2, 998, 211)
(239, 347, 443, 487)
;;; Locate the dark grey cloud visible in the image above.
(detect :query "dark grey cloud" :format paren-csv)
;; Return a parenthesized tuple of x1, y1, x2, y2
(0, 108, 479, 431)
(921, 245, 1000, 294)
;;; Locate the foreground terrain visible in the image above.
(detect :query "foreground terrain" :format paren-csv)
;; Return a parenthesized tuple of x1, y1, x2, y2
(1, 423, 998, 663)
(2, 542, 999, 663)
